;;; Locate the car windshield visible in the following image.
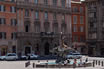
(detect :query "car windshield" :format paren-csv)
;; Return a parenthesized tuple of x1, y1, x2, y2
(7, 54, 16, 56)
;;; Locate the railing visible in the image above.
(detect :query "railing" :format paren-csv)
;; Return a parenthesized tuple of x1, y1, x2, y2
(17, 32, 70, 38)
(16, 1, 71, 14)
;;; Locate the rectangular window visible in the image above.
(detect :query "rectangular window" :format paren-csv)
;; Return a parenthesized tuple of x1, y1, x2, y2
(34, 0, 38, 4)
(0, 5, 5, 12)
(0, 32, 6, 39)
(80, 16, 84, 24)
(80, 26, 84, 32)
(45, 12, 48, 20)
(11, 19, 17, 26)
(0, 18, 6, 24)
(25, 9, 29, 17)
(11, 0, 15, 2)
(61, 0, 65, 7)
(73, 16, 77, 24)
(53, 13, 57, 20)
(53, 0, 57, 6)
(62, 14, 65, 21)
(35, 11, 39, 19)
(80, 36, 85, 42)
(11, 32, 17, 40)
(80, 7, 83, 13)
(73, 6, 78, 13)
(73, 35, 78, 42)
(44, 0, 48, 5)
(73, 25, 77, 32)
(10, 6, 16, 13)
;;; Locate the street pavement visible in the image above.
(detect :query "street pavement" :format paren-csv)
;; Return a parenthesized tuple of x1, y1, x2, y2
(0, 56, 104, 69)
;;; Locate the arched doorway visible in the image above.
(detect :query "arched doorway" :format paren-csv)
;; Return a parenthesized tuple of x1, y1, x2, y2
(25, 46, 31, 55)
(24, 41, 32, 55)
(44, 42, 50, 55)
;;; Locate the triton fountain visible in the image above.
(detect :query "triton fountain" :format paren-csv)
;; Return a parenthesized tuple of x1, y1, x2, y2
(34, 33, 92, 68)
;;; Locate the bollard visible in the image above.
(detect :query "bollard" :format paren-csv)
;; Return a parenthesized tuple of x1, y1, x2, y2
(33, 63, 35, 68)
(46, 63, 48, 68)
(98, 61, 100, 66)
(96, 60, 97, 65)
(25, 61, 30, 67)
(102, 61, 103, 67)
(92, 60, 95, 67)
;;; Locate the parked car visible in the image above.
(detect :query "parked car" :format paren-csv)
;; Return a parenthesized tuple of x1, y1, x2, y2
(20, 55, 28, 60)
(28, 54, 39, 60)
(67, 52, 82, 59)
(0, 56, 6, 60)
(5, 53, 18, 60)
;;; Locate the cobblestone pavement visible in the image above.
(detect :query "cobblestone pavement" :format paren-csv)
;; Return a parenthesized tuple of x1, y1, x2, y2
(0, 56, 104, 69)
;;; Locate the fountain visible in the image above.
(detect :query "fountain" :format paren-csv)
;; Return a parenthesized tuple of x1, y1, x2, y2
(35, 32, 92, 68)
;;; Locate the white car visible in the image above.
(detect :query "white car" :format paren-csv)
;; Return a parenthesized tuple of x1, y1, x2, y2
(67, 53, 82, 59)
(28, 54, 39, 60)
(21, 55, 28, 60)
(0, 56, 6, 60)
(5, 53, 18, 60)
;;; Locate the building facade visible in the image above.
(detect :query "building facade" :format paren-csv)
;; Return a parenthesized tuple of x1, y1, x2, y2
(84, 0, 104, 56)
(0, 0, 17, 56)
(0, 0, 71, 56)
(71, 1, 87, 55)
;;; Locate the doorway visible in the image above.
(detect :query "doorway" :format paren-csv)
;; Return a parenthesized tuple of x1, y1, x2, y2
(25, 46, 31, 55)
(44, 42, 50, 55)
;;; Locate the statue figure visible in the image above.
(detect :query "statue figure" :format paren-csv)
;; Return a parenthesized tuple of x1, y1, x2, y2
(50, 33, 74, 64)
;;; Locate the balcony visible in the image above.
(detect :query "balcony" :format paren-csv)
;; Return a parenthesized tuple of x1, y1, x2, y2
(16, 1, 71, 14)
(17, 32, 40, 38)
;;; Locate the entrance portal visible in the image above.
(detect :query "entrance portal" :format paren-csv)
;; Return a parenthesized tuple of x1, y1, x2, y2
(25, 46, 31, 55)
(44, 42, 50, 55)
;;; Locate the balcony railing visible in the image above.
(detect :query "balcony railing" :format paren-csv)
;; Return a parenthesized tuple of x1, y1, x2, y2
(16, 1, 71, 14)
(17, 32, 70, 38)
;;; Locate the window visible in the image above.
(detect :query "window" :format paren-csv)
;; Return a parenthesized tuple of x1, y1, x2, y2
(10, 6, 16, 13)
(61, 0, 65, 7)
(35, 11, 39, 19)
(0, 18, 6, 24)
(53, 13, 57, 20)
(73, 6, 78, 13)
(73, 35, 78, 42)
(25, 9, 29, 17)
(0, 32, 6, 39)
(45, 12, 48, 20)
(11, 19, 17, 26)
(34, 0, 38, 4)
(11, 0, 15, 2)
(80, 26, 84, 32)
(73, 16, 77, 24)
(0, 5, 5, 12)
(80, 36, 85, 42)
(80, 7, 83, 13)
(62, 14, 65, 21)
(53, 0, 57, 6)
(25, 25, 29, 32)
(35, 24, 40, 33)
(80, 16, 84, 24)
(73, 25, 77, 32)
(11, 32, 17, 40)
(44, 0, 48, 5)
(53, 23, 58, 33)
